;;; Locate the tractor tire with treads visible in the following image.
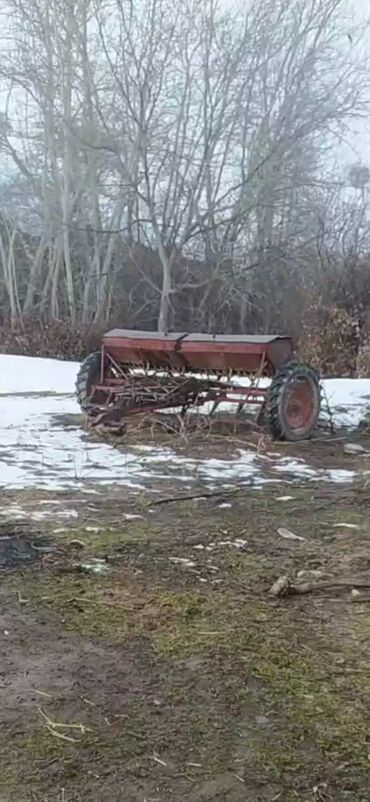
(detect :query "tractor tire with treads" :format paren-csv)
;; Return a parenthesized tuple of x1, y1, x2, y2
(75, 351, 101, 410)
(266, 362, 320, 441)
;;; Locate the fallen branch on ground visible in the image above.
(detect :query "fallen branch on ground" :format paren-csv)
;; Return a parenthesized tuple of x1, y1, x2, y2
(46, 725, 80, 744)
(38, 707, 92, 734)
(151, 488, 245, 505)
(269, 575, 370, 598)
(350, 594, 370, 603)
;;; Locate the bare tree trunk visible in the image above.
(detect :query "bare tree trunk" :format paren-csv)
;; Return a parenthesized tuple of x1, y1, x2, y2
(61, 3, 76, 323)
(49, 243, 63, 318)
(158, 260, 171, 332)
(23, 240, 48, 313)
(0, 227, 22, 324)
(92, 198, 125, 323)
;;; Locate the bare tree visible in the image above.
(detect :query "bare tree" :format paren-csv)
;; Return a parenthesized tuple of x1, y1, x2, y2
(92, 0, 368, 329)
(0, 0, 368, 335)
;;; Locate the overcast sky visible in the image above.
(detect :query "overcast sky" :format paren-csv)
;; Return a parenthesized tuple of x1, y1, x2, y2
(0, 0, 369, 182)
(343, 0, 370, 166)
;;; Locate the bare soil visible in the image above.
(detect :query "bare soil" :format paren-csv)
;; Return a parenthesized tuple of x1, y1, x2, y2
(1, 463, 370, 801)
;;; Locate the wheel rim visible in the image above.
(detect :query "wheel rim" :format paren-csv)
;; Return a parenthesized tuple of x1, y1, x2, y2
(283, 377, 317, 435)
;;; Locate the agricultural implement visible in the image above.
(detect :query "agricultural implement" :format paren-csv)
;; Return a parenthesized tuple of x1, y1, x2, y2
(76, 330, 321, 441)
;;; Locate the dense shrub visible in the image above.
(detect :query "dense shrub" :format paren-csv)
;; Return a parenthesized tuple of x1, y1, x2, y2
(0, 319, 103, 361)
(298, 305, 362, 377)
(0, 304, 369, 378)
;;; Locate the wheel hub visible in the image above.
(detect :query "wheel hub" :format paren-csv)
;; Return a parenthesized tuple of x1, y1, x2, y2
(284, 378, 317, 434)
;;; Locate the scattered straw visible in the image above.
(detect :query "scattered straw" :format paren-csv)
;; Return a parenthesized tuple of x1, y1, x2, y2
(46, 725, 80, 744)
(38, 707, 93, 735)
(151, 752, 167, 767)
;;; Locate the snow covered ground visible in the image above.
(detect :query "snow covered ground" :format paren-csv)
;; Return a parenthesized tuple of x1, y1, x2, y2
(322, 379, 370, 428)
(0, 354, 79, 395)
(0, 354, 369, 490)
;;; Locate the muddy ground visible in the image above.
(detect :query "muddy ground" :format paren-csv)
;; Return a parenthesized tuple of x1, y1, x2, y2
(1, 437, 370, 801)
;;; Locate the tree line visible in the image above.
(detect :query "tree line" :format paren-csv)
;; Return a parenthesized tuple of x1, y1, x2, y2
(0, 0, 369, 337)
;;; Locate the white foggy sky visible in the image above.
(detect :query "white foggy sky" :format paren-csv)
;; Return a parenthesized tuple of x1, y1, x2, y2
(343, 0, 370, 166)
(0, 0, 370, 178)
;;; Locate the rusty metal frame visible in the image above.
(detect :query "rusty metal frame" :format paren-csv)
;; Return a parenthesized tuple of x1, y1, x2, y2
(87, 346, 270, 426)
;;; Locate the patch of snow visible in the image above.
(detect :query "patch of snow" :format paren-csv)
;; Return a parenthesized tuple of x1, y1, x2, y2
(343, 443, 368, 455)
(0, 354, 78, 395)
(0, 505, 26, 518)
(0, 354, 369, 491)
(272, 457, 318, 478)
(326, 469, 356, 483)
(322, 378, 370, 428)
(233, 539, 248, 549)
(0, 393, 153, 490)
(218, 502, 232, 509)
(0, 393, 350, 489)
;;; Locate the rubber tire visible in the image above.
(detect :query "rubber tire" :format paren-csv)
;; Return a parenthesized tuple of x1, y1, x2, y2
(76, 351, 101, 410)
(266, 362, 320, 441)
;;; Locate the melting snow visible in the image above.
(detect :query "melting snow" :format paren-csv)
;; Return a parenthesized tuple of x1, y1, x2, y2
(326, 469, 356, 483)
(0, 505, 27, 519)
(0, 354, 369, 491)
(344, 443, 368, 455)
(322, 379, 370, 428)
(0, 355, 79, 395)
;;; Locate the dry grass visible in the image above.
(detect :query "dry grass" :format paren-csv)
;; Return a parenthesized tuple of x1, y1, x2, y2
(1, 483, 370, 800)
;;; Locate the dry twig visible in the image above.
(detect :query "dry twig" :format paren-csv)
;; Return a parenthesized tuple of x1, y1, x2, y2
(46, 726, 80, 744)
(38, 707, 92, 735)
(152, 487, 244, 505)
